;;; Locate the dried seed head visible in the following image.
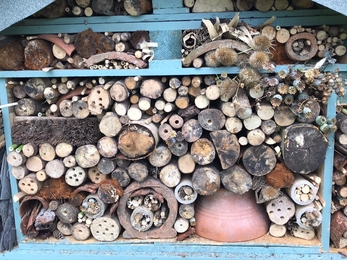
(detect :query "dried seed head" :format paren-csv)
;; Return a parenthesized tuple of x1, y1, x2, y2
(278, 69, 288, 79)
(284, 94, 294, 105)
(239, 67, 261, 89)
(204, 50, 221, 67)
(253, 35, 272, 51)
(297, 91, 309, 102)
(288, 86, 297, 95)
(296, 81, 306, 92)
(277, 83, 289, 95)
(249, 51, 270, 70)
(260, 185, 281, 202)
(270, 94, 283, 107)
(304, 69, 315, 82)
(268, 77, 279, 87)
(215, 47, 238, 67)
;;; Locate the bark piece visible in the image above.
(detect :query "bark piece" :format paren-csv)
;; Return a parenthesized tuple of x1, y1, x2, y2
(210, 130, 240, 170)
(331, 211, 347, 248)
(220, 165, 252, 194)
(243, 144, 277, 176)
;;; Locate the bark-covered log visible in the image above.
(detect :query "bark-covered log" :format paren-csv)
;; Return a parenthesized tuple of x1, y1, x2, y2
(220, 165, 252, 194)
(0, 38, 25, 70)
(281, 123, 328, 174)
(242, 144, 277, 176)
(192, 166, 220, 196)
(24, 40, 53, 70)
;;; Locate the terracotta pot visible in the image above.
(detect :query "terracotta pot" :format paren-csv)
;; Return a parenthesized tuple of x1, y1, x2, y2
(195, 188, 269, 242)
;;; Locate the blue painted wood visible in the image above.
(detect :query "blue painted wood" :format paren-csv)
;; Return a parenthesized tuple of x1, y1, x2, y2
(0, 79, 23, 242)
(152, 0, 183, 9)
(320, 92, 336, 252)
(6, 9, 341, 27)
(0, 63, 346, 78)
(153, 8, 190, 14)
(150, 32, 182, 59)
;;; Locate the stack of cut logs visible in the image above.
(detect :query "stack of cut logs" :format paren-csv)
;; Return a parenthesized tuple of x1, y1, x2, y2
(185, 0, 316, 12)
(331, 111, 347, 248)
(0, 29, 150, 71)
(182, 21, 347, 68)
(33, 0, 152, 18)
(5, 62, 344, 242)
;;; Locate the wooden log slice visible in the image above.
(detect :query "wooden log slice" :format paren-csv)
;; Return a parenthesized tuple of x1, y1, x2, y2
(148, 144, 172, 167)
(36, 170, 48, 182)
(11, 165, 29, 179)
(296, 100, 320, 123)
(65, 166, 87, 187)
(26, 155, 45, 172)
(25, 78, 51, 100)
(192, 166, 220, 196)
(59, 100, 73, 117)
(57, 221, 72, 236)
(235, 0, 254, 11)
(182, 119, 203, 143)
(74, 29, 100, 58)
(97, 136, 118, 158)
(220, 165, 252, 194)
(169, 140, 189, 157)
(225, 117, 243, 134)
(7, 151, 26, 167)
(247, 129, 266, 146)
(178, 153, 196, 174)
(110, 80, 129, 102)
(55, 142, 73, 158)
(24, 39, 53, 70)
(72, 100, 90, 119)
(198, 109, 226, 131)
(140, 78, 164, 99)
(37, 0, 67, 18)
(210, 130, 240, 170)
(261, 119, 277, 135)
(39, 143, 56, 161)
(63, 155, 76, 168)
(160, 162, 181, 188)
(254, 0, 274, 11)
(128, 161, 148, 182)
(88, 166, 108, 184)
(274, 105, 296, 127)
(18, 173, 42, 195)
(179, 204, 195, 220)
(242, 144, 277, 176)
(22, 143, 38, 157)
(92, 0, 115, 15)
(285, 33, 318, 61)
(71, 223, 91, 241)
(336, 112, 347, 134)
(281, 123, 328, 174)
(75, 144, 100, 168)
(15, 98, 42, 116)
(111, 167, 131, 187)
(45, 159, 66, 178)
(265, 194, 295, 225)
(191, 138, 216, 166)
(118, 123, 157, 160)
(99, 112, 122, 137)
(90, 214, 121, 241)
(87, 85, 111, 115)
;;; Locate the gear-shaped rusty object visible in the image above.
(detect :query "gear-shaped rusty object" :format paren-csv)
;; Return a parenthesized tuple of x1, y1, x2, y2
(285, 32, 318, 61)
(117, 177, 177, 239)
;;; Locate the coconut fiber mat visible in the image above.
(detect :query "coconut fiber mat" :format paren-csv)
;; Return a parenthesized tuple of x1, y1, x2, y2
(12, 116, 103, 146)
